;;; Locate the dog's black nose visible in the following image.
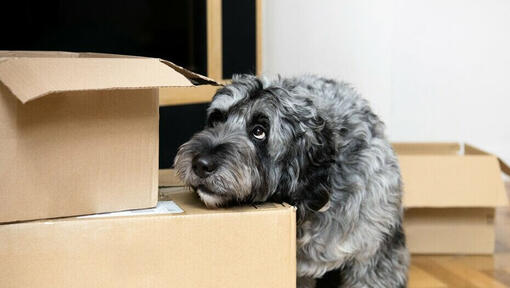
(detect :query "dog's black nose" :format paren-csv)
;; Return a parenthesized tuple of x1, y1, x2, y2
(192, 154, 217, 178)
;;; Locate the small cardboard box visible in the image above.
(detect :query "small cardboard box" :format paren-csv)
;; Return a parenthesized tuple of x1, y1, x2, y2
(0, 189, 296, 288)
(395, 142, 510, 254)
(0, 51, 216, 223)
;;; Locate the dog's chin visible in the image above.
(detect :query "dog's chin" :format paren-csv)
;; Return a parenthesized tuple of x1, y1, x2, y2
(194, 185, 227, 208)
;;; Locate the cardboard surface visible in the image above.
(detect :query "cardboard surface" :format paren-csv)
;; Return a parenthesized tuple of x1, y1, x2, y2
(0, 190, 297, 288)
(404, 208, 495, 254)
(159, 169, 185, 187)
(0, 88, 159, 223)
(0, 51, 217, 223)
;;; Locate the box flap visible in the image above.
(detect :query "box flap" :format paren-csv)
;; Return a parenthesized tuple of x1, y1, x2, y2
(465, 143, 510, 176)
(159, 59, 218, 85)
(398, 143, 509, 208)
(0, 51, 218, 103)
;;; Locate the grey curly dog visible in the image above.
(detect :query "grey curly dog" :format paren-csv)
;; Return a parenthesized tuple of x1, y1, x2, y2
(174, 74, 409, 288)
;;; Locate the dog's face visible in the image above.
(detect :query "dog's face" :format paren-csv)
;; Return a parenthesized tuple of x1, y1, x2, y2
(174, 75, 334, 209)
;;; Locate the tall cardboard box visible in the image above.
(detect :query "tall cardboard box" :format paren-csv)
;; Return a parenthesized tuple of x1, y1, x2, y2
(0, 189, 297, 288)
(396, 143, 509, 254)
(0, 51, 217, 223)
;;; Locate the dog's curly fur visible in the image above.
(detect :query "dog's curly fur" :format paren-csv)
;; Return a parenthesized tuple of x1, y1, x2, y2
(174, 74, 409, 287)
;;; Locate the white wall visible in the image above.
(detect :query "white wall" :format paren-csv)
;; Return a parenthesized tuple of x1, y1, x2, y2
(262, 0, 510, 163)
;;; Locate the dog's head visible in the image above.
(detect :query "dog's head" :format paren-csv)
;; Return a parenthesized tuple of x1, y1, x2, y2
(174, 75, 335, 209)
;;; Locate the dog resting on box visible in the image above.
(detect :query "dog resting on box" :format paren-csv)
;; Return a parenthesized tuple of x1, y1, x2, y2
(174, 75, 409, 288)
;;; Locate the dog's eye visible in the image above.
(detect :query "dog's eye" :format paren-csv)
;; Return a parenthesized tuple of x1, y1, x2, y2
(252, 125, 266, 140)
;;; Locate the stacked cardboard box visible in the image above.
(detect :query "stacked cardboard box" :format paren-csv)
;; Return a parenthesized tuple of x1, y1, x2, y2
(0, 52, 297, 288)
(0, 51, 217, 223)
(0, 189, 296, 288)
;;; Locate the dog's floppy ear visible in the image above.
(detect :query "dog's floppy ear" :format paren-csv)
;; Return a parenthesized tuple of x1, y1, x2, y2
(305, 115, 336, 166)
(269, 88, 335, 213)
(272, 114, 334, 214)
(295, 115, 335, 212)
(296, 167, 331, 213)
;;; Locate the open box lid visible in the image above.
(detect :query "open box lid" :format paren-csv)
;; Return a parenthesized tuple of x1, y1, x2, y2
(394, 142, 509, 208)
(0, 51, 218, 103)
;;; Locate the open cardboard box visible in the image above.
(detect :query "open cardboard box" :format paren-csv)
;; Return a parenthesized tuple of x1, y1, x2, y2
(0, 51, 217, 223)
(395, 142, 509, 254)
(0, 188, 296, 288)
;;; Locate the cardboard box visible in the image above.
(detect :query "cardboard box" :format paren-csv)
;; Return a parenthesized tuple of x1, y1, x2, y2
(395, 142, 510, 254)
(0, 189, 296, 288)
(159, 169, 185, 187)
(0, 51, 216, 223)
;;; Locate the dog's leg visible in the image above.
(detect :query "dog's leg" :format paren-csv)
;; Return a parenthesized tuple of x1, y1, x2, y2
(299, 223, 409, 288)
(339, 225, 410, 288)
(340, 246, 409, 288)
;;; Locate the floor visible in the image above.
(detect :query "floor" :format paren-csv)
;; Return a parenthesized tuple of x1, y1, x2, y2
(408, 182, 510, 287)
